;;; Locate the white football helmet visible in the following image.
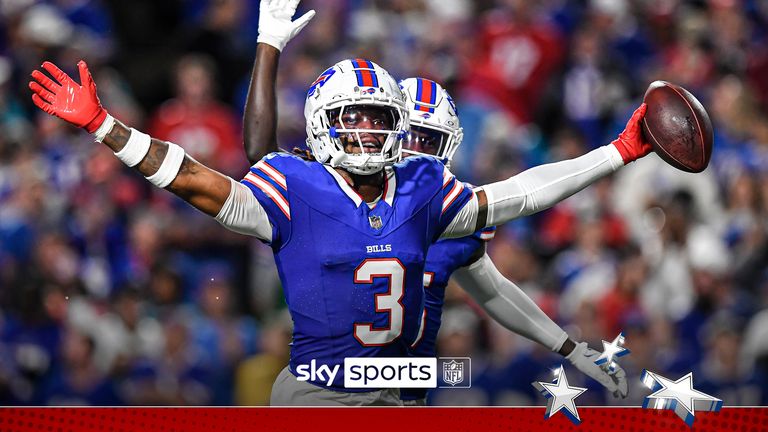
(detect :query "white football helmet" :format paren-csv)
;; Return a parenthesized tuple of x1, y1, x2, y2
(304, 59, 409, 175)
(399, 77, 463, 164)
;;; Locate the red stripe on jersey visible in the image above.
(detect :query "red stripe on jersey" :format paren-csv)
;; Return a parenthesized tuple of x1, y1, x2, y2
(441, 181, 464, 214)
(244, 174, 291, 220)
(255, 161, 287, 190)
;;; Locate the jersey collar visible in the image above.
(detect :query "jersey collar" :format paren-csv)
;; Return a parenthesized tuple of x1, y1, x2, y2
(323, 165, 396, 208)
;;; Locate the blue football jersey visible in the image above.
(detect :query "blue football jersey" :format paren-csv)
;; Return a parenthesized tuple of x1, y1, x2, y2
(400, 226, 496, 401)
(240, 153, 474, 390)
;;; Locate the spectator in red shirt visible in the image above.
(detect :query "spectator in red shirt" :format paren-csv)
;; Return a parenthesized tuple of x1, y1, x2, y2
(460, 0, 565, 124)
(148, 54, 245, 177)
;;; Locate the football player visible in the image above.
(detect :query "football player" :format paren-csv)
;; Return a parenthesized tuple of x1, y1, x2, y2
(243, 0, 643, 406)
(29, 7, 649, 410)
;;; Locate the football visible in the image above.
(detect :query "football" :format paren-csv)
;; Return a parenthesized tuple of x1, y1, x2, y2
(641, 81, 713, 173)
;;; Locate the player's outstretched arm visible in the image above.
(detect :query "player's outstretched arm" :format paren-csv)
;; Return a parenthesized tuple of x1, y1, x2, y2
(30, 60, 231, 216)
(442, 105, 651, 238)
(243, 0, 315, 164)
(29, 60, 273, 241)
(452, 254, 628, 399)
(103, 121, 231, 215)
(476, 104, 651, 229)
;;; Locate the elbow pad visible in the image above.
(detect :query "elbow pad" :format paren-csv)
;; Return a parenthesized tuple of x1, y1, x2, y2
(215, 177, 273, 241)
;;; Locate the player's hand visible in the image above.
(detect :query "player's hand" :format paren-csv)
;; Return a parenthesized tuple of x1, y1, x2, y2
(566, 341, 629, 399)
(258, 0, 316, 52)
(29, 60, 107, 133)
(611, 103, 652, 164)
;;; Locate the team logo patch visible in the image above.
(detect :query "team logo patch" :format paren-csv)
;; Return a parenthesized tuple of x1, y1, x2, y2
(307, 67, 336, 98)
(368, 215, 383, 230)
(446, 92, 458, 115)
(438, 357, 471, 388)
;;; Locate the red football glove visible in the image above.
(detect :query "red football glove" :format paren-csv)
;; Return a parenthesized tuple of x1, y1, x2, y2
(29, 60, 107, 133)
(611, 103, 652, 164)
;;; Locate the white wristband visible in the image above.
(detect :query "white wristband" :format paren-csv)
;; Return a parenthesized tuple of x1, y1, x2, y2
(93, 114, 115, 142)
(146, 142, 185, 188)
(114, 128, 151, 167)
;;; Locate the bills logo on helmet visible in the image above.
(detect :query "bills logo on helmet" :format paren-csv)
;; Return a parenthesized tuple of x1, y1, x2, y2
(446, 93, 458, 116)
(307, 67, 336, 98)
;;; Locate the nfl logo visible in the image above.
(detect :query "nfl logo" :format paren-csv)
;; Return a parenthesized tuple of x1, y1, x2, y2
(368, 215, 383, 229)
(443, 360, 464, 386)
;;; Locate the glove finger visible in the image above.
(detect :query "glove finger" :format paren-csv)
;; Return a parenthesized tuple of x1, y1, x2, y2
(613, 365, 628, 398)
(29, 81, 55, 103)
(78, 60, 92, 87)
(599, 374, 619, 393)
(31, 93, 54, 114)
(31, 70, 60, 93)
(629, 103, 647, 123)
(591, 366, 619, 392)
(42, 61, 70, 85)
(288, 0, 300, 12)
(293, 9, 315, 32)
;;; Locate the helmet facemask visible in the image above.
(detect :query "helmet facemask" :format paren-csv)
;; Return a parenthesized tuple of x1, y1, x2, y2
(401, 122, 462, 165)
(304, 59, 409, 176)
(321, 104, 404, 174)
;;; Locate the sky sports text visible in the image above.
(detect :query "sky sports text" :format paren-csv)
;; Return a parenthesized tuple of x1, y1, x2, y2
(294, 358, 471, 388)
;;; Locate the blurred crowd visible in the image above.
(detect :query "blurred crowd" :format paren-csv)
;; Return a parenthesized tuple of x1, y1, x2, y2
(1, 0, 768, 406)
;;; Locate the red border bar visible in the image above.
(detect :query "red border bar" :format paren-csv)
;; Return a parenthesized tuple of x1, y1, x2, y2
(0, 407, 766, 432)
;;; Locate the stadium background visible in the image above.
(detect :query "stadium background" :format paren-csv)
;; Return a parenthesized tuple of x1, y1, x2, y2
(1, 0, 767, 406)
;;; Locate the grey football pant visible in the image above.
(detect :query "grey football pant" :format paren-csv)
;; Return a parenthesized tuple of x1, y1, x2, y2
(270, 366, 403, 406)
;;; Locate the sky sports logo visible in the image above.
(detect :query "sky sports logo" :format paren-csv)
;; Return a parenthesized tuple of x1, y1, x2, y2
(295, 357, 471, 389)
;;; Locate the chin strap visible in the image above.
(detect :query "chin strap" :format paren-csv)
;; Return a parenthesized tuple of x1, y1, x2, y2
(329, 152, 348, 167)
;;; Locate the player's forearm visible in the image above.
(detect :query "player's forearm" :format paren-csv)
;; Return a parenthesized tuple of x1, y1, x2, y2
(452, 254, 568, 352)
(103, 120, 231, 216)
(479, 145, 625, 227)
(243, 43, 280, 164)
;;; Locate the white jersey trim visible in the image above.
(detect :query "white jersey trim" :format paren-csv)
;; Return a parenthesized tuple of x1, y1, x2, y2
(324, 165, 364, 207)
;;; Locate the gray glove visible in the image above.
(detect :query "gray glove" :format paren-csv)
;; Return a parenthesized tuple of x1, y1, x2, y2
(566, 341, 628, 399)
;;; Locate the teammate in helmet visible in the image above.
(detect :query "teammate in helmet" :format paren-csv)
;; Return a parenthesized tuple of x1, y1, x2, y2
(398, 77, 463, 165)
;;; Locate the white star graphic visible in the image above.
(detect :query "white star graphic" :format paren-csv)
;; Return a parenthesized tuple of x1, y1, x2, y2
(532, 366, 587, 425)
(594, 332, 630, 369)
(642, 370, 722, 427)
